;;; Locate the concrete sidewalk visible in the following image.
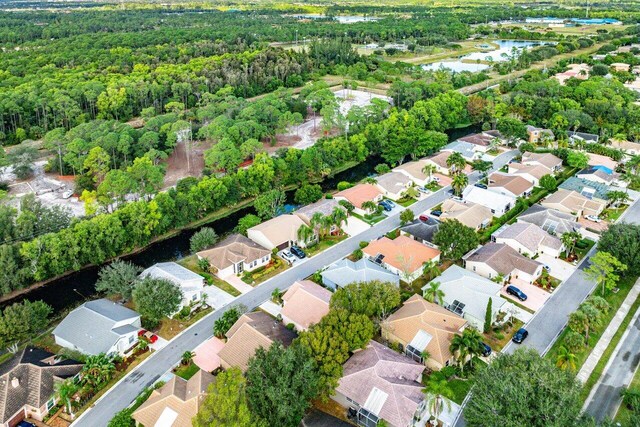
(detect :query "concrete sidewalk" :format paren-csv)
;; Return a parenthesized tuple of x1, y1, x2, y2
(577, 277, 640, 383)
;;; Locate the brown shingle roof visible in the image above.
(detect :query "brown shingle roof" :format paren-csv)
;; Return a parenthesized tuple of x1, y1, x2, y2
(466, 243, 542, 276)
(508, 163, 552, 181)
(132, 370, 214, 427)
(521, 152, 562, 169)
(218, 312, 296, 372)
(197, 234, 270, 271)
(363, 236, 440, 273)
(488, 172, 534, 197)
(382, 295, 467, 366)
(440, 200, 492, 230)
(0, 347, 83, 424)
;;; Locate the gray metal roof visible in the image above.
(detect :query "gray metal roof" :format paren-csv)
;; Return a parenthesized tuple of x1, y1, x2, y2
(141, 262, 203, 283)
(53, 299, 140, 355)
(321, 259, 399, 288)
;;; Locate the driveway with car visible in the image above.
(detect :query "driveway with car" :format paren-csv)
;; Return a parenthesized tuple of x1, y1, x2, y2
(536, 254, 576, 282)
(501, 279, 550, 312)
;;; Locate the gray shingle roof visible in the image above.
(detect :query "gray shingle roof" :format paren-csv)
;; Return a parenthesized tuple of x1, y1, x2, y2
(466, 243, 542, 276)
(0, 347, 82, 423)
(53, 299, 140, 355)
(517, 204, 582, 235)
(321, 259, 399, 288)
(399, 217, 440, 244)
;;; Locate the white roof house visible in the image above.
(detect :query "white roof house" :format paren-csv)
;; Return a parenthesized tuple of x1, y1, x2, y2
(493, 222, 564, 258)
(375, 172, 413, 201)
(140, 262, 204, 310)
(53, 299, 141, 356)
(423, 265, 505, 331)
(247, 214, 309, 250)
(321, 258, 400, 290)
(462, 186, 516, 217)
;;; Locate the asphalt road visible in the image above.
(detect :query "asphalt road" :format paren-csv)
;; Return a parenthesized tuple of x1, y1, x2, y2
(454, 194, 640, 427)
(72, 150, 517, 427)
(583, 306, 640, 422)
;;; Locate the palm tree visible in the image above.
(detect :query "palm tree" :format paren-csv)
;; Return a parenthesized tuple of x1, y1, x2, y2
(181, 351, 195, 365)
(424, 281, 445, 305)
(422, 377, 454, 425)
(451, 173, 468, 196)
(297, 224, 316, 245)
(449, 334, 470, 373)
(449, 328, 484, 373)
(81, 354, 116, 389)
(310, 212, 327, 238)
(330, 206, 348, 235)
(561, 231, 581, 258)
(271, 288, 283, 304)
(460, 327, 484, 368)
(446, 152, 466, 175)
(55, 379, 78, 417)
(556, 346, 577, 371)
(422, 164, 436, 183)
(422, 261, 441, 281)
(137, 336, 149, 351)
(361, 200, 378, 214)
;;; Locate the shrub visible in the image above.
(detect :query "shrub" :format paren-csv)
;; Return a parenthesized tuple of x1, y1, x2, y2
(337, 181, 352, 191)
(359, 241, 369, 249)
(352, 248, 363, 260)
(189, 227, 218, 253)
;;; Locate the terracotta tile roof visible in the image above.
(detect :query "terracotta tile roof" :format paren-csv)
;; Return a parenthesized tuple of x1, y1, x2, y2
(0, 347, 83, 424)
(488, 172, 534, 197)
(363, 236, 440, 273)
(197, 234, 270, 271)
(336, 340, 425, 427)
(458, 133, 494, 147)
(132, 370, 214, 427)
(218, 311, 296, 372)
(382, 295, 467, 366)
(335, 184, 383, 209)
(465, 243, 542, 276)
(281, 280, 331, 330)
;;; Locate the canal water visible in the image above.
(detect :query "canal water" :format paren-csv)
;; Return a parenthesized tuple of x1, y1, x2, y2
(4, 125, 479, 311)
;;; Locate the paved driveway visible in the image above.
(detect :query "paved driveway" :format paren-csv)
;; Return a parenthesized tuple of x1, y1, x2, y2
(343, 216, 370, 236)
(71, 150, 518, 427)
(501, 280, 550, 312)
(536, 254, 575, 282)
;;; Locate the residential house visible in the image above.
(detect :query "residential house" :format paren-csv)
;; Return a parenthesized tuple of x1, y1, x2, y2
(218, 311, 296, 372)
(521, 152, 563, 171)
(332, 340, 427, 427)
(464, 243, 543, 284)
(517, 204, 583, 236)
(462, 186, 516, 217)
(362, 236, 441, 282)
(420, 151, 471, 176)
(140, 262, 204, 311)
(541, 189, 606, 217)
(587, 153, 619, 170)
(487, 172, 534, 198)
(422, 265, 505, 331)
(0, 347, 83, 427)
(53, 299, 141, 356)
(196, 234, 271, 279)
(507, 163, 552, 186)
(334, 183, 384, 216)
(576, 165, 620, 186)
(381, 294, 467, 369)
(295, 198, 347, 235)
(568, 131, 599, 144)
(247, 214, 311, 250)
(280, 280, 331, 332)
(611, 62, 631, 72)
(525, 126, 555, 144)
(375, 172, 413, 201)
(393, 159, 432, 186)
(440, 199, 492, 231)
(493, 222, 564, 257)
(132, 370, 214, 427)
(553, 63, 589, 85)
(399, 216, 440, 248)
(441, 140, 478, 162)
(321, 259, 400, 290)
(611, 139, 640, 156)
(559, 177, 614, 204)
(457, 131, 503, 153)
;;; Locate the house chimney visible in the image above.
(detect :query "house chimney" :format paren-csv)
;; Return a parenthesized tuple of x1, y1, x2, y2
(11, 377, 19, 388)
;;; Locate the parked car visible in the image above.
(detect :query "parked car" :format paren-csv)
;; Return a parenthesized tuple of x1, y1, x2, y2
(430, 210, 442, 217)
(451, 195, 464, 202)
(543, 265, 551, 272)
(512, 328, 529, 344)
(506, 285, 528, 301)
(474, 183, 488, 189)
(378, 200, 392, 212)
(419, 214, 429, 222)
(62, 190, 73, 199)
(481, 343, 492, 357)
(17, 421, 36, 427)
(385, 200, 397, 208)
(418, 186, 431, 194)
(290, 245, 306, 259)
(137, 330, 158, 343)
(431, 176, 441, 183)
(280, 250, 297, 265)
(585, 215, 601, 223)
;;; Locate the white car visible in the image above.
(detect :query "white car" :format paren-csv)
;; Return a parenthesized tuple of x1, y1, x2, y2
(62, 190, 73, 199)
(280, 250, 297, 265)
(417, 187, 431, 194)
(431, 176, 441, 183)
(585, 215, 601, 223)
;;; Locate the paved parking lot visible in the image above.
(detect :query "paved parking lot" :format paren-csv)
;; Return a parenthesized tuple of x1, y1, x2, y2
(501, 279, 551, 312)
(536, 254, 576, 282)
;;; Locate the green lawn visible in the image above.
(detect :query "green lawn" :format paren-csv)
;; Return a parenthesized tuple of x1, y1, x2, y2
(546, 275, 637, 376)
(449, 379, 473, 404)
(396, 197, 417, 207)
(242, 258, 288, 285)
(305, 235, 348, 257)
(483, 318, 524, 352)
(174, 362, 199, 380)
(615, 364, 640, 424)
(602, 205, 629, 222)
(352, 211, 386, 225)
